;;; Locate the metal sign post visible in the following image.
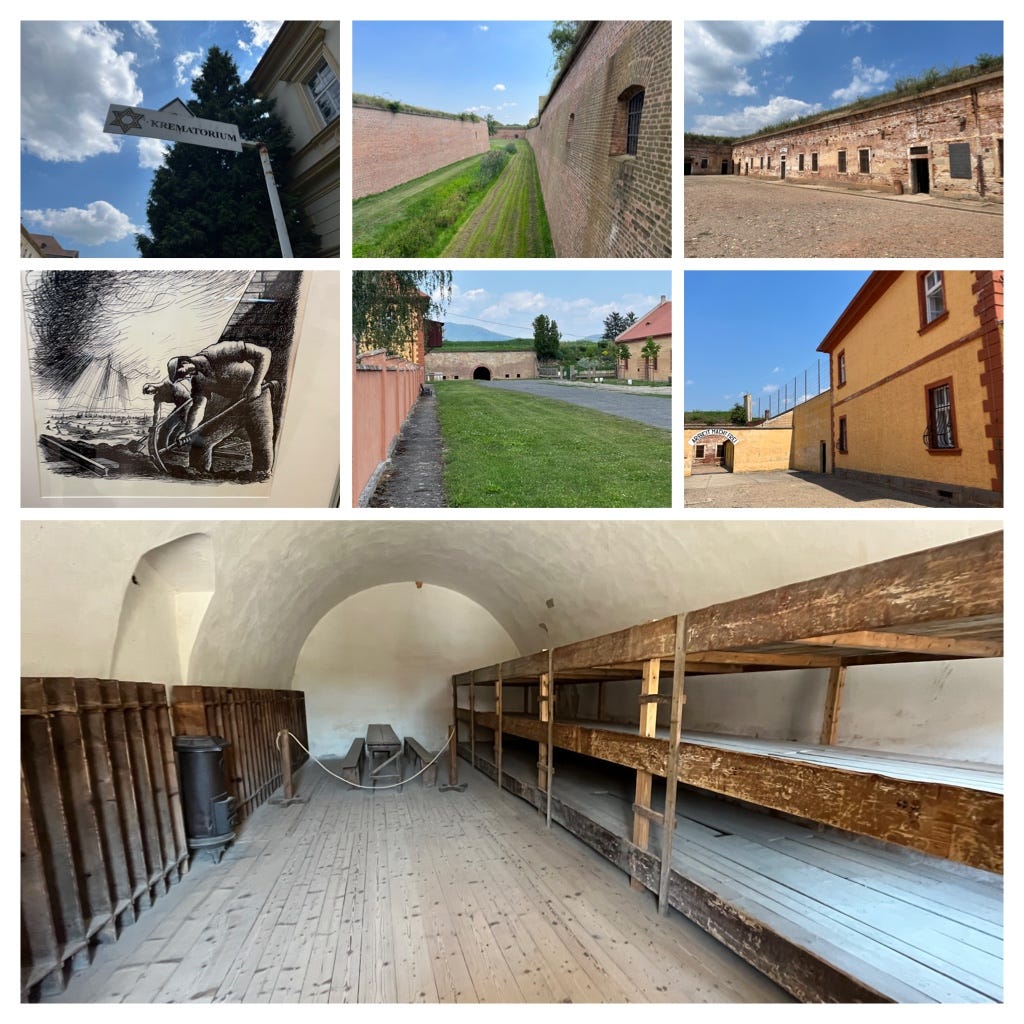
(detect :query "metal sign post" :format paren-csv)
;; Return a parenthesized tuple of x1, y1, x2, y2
(104, 100, 293, 258)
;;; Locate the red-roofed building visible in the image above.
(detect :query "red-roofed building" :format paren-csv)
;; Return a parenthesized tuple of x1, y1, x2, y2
(616, 296, 672, 382)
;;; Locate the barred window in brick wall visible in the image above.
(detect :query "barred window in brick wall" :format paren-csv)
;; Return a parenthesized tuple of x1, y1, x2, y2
(859, 148, 870, 173)
(626, 91, 644, 156)
(306, 58, 340, 126)
(838, 150, 847, 173)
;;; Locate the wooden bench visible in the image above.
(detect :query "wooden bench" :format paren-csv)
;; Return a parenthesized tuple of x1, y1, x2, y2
(404, 737, 438, 786)
(338, 737, 364, 785)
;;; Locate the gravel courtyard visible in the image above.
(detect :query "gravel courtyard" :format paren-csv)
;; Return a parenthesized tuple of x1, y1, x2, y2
(684, 177, 1003, 258)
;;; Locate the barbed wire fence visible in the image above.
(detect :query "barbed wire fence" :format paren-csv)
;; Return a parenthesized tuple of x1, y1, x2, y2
(753, 357, 830, 420)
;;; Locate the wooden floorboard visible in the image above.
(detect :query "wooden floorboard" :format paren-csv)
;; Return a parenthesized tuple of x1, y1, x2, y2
(43, 760, 785, 1003)
(482, 742, 1003, 1004)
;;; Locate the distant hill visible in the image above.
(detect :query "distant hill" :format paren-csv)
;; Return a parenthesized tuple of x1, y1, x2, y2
(442, 322, 516, 343)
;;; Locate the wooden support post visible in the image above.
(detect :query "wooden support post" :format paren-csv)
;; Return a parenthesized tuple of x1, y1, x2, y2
(597, 681, 605, 722)
(537, 671, 549, 798)
(631, 658, 661, 890)
(546, 650, 555, 828)
(470, 676, 476, 767)
(449, 676, 459, 786)
(280, 729, 294, 800)
(658, 616, 687, 915)
(495, 667, 503, 791)
(820, 665, 847, 746)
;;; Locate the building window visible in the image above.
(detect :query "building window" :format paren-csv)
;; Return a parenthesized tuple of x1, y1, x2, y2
(797, 154, 804, 171)
(305, 57, 340, 125)
(838, 150, 847, 173)
(918, 271, 947, 328)
(926, 380, 957, 450)
(837, 350, 846, 387)
(767, 155, 772, 170)
(838, 416, 848, 454)
(700, 158, 708, 169)
(567, 112, 575, 145)
(626, 90, 644, 155)
(695, 444, 705, 459)
(859, 148, 870, 173)
(760, 156, 764, 170)
(716, 444, 725, 459)
(811, 152, 818, 171)
(948, 142, 972, 179)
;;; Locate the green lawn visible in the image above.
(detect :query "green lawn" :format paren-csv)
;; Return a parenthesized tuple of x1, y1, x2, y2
(352, 141, 553, 258)
(434, 382, 671, 508)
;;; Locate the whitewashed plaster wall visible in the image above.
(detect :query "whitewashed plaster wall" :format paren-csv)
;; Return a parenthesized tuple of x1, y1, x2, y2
(293, 583, 519, 757)
(588, 657, 1002, 764)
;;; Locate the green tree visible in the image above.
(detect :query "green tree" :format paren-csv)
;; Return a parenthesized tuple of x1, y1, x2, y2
(532, 314, 561, 360)
(486, 113, 498, 136)
(602, 310, 637, 341)
(352, 271, 453, 356)
(136, 46, 319, 258)
(640, 337, 662, 380)
(549, 21, 583, 74)
(729, 402, 747, 425)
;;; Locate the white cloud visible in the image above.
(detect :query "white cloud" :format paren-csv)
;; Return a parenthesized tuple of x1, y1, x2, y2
(174, 47, 205, 87)
(831, 56, 889, 104)
(693, 95, 822, 136)
(21, 21, 143, 163)
(132, 21, 158, 47)
(493, 83, 506, 91)
(772, 366, 782, 373)
(685, 21, 808, 103)
(137, 137, 169, 169)
(237, 21, 282, 54)
(842, 22, 873, 36)
(762, 384, 780, 393)
(22, 201, 141, 247)
(478, 25, 489, 32)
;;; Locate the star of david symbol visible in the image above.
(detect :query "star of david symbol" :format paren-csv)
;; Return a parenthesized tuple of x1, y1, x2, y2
(108, 106, 146, 134)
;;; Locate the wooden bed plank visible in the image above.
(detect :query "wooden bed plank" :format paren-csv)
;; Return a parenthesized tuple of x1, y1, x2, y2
(685, 532, 1002, 654)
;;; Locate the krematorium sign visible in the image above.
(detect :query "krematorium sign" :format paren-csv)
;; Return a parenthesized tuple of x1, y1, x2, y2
(104, 104, 242, 153)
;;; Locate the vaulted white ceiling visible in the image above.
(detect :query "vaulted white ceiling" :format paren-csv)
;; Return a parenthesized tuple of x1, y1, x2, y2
(21, 519, 1000, 686)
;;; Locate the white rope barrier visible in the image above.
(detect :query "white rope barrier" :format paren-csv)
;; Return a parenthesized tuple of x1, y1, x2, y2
(276, 728, 455, 792)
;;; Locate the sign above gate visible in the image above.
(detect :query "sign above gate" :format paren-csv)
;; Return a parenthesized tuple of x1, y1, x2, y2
(104, 104, 242, 152)
(688, 428, 740, 445)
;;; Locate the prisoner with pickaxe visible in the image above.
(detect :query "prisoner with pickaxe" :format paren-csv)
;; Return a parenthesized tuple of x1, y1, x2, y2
(143, 341, 276, 479)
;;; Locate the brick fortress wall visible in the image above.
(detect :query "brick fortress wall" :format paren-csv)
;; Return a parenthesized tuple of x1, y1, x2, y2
(527, 21, 671, 257)
(425, 350, 539, 380)
(352, 106, 490, 200)
(730, 73, 1002, 201)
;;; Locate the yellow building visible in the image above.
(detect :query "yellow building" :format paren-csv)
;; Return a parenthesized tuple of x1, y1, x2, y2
(817, 270, 1003, 506)
(249, 22, 340, 257)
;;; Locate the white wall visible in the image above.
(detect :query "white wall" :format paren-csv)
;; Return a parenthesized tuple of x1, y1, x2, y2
(292, 583, 519, 757)
(582, 658, 1003, 765)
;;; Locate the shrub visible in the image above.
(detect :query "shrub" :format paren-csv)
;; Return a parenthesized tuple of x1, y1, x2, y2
(478, 148, 510, 185)
(504, 142, 517, 154)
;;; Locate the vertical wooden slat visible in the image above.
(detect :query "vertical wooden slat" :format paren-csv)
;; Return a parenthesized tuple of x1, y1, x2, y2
(659, 617, 688, 915)
(137, 684, 175, 895)
(77, 681, 134, 926)
(469, 676, 476, 766)
(495, 666, 503, 790)
(20, 769, 62, 994)
(100, 681, 147, 910)
(546, 650, 555, 828)
(41, 679, 114, 943)
(631, 658, 661, 890)
(150, 685, 188, 879)
(449, 677, 459, 786)
(120, 682, 162, 899)
(537, 671, 550, 798)
(820, 665, 847, 745)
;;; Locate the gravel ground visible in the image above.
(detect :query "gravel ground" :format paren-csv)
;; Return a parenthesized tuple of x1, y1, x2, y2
(483, 379, 672, 429)
(684, 177, 1003, 258)
(368, 396, 446, 508)
(685, 469, 947, 508)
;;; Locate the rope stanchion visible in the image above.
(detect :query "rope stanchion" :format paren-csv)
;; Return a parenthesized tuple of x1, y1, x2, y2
(275, 728, 456, 792)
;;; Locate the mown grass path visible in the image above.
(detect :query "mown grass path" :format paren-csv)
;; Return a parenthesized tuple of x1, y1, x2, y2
(442, 141, 554, 258)
(435, 382, 670, 508)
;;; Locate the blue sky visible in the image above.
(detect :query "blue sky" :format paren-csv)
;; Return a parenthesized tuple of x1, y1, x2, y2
(685, 21, 1004, 135)
(354, 21, 555, 123)
(684, 272, 871, 414)
(21, 21, 283, 257)
(431, 271, 671, 341)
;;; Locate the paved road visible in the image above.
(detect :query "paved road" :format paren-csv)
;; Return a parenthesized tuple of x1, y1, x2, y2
(684, 176, 1003, 258)
(482, 380, 672, 429)
(685, 469, 947, 508)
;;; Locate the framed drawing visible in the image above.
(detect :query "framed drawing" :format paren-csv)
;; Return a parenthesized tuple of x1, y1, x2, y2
(21, 270, 339, 507)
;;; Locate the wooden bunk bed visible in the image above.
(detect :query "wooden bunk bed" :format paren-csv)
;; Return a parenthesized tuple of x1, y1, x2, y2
(449, 531, 1003, 1003)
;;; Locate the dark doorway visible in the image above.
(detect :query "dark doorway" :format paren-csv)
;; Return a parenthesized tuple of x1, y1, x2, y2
(911, 157, 930, 195)
(780, 158, 786, 180)
(684, 160, 692, 175)
(473, 366, 491, 381)
(721, 160, 729, 174)
(820, 441, 827, 473)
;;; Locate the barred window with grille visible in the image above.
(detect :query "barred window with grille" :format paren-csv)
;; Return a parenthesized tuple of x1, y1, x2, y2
(927, 382, 956, 450)
(626, 91, 644, 156)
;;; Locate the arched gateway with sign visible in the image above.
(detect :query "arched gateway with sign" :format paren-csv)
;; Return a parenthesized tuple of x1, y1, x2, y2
(688, 428, 739, 472)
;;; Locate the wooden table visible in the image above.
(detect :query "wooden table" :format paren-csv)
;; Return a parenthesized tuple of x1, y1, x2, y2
(365, 723, 402, 788)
